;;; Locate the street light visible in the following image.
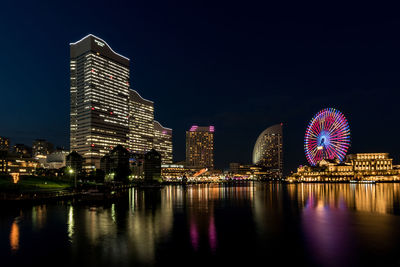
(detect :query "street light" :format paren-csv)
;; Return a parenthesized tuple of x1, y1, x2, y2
(69, 169, 77, 188)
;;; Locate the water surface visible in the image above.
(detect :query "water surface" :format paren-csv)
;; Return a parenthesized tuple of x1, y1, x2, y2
(2, 182, 400, 266)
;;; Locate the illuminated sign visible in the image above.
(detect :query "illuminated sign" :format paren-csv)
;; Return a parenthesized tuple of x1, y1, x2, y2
(94, 39, 105, 47)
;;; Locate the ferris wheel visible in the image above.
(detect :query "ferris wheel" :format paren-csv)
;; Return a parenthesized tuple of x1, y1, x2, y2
(304, 108, 351, 166)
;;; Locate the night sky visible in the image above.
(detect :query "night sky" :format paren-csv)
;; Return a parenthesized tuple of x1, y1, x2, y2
(1, 1, 400, 173)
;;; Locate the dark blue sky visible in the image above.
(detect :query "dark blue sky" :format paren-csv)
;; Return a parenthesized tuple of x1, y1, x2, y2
(1, 1, 400, 172)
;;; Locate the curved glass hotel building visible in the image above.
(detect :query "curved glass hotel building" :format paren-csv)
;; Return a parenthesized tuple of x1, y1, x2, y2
(252, 124, 283, 178)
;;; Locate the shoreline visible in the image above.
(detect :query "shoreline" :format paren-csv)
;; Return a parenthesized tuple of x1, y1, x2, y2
(1, 180, 398, 202)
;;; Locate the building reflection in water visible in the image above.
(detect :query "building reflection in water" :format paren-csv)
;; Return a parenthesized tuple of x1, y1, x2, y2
(67, 206, 74, 241)
(296, 183, 400, 215)
(190, 219, 199, 250)
(253, 183, 286, 238)
(298, 183, 400, 266)
(185, 185, 220, 253)
(9, 218, 20, 252)
(302, 193, 354, 266)
(7, 182, 400, 266)
(68, 188, 173, 265)
(184, 183, 255, 254)
(67, 183, 258, 264)
(32, 205, 46, 230)
(126, 189, 173, 263)
(8, 206, 48, 253)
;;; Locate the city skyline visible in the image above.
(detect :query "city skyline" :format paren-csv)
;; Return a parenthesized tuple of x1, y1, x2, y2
(3, 2, 400, 266)
(1, 2, 400, 172)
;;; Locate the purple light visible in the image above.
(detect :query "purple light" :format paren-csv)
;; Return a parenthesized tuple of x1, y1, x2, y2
(209, 215, 217, 253)
(304, 108, 350, 166)
(209, 126, 215, 132)
(190, 125, 198, 132)
(162, 130, 167, 134)
(190, 220, 198, 250)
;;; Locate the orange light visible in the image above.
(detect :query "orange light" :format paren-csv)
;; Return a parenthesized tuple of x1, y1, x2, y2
(10, 220, 19, 252)
(11, 173, 19, 184)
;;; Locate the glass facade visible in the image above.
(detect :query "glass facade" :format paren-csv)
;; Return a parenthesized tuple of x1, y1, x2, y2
(252, 124, 283, 177)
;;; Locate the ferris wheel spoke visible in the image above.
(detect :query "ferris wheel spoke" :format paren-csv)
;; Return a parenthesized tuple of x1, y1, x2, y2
(304, 108, 350, 166)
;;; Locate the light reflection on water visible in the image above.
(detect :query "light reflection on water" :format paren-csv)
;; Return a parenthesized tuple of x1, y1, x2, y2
(3, 183, 400, 266)
(9, 219, 19, 252)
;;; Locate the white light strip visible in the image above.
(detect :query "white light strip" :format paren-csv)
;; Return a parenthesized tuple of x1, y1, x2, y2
(69, 34, 130, 61)
(154, 120, 172, 131)
(130, 89, 154, 103)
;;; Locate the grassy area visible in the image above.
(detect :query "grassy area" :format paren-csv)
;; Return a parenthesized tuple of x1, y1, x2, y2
(0, 176, 72, 192)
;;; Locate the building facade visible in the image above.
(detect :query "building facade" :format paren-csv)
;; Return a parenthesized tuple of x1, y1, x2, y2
(347, 153, 392, 172)
(289, 153, 398, 182)
(186, 126, 214, 169)
(128, 90, 154, 154)
(0, 151, 38, 176)
(144, 149, 162, 182)
(161, 164, 186, 180)
(13, 144, 32, 156)
(0, 137, 10, 151)
(32, 139, 54, 157)
(46, 150, 69, 169)
(153, 121, 173, 164)
(100, 145, 131, 182)
(252, 124, 283, 177)
(66, 151, 83, 174)
(70, 34, 130, 169)
(70, 34, 174, 171)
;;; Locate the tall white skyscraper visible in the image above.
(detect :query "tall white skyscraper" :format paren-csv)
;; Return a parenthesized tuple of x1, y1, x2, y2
(70, 34, 173, 169)
(70, 34, 130, 168)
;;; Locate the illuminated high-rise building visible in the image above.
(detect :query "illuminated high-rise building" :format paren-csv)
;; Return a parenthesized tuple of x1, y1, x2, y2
(70, 34, 130, 168)
(128, 90, 154, 154)
(186, 126, 214, 169)
(153, 121, 173, 164)
(252, 124, 283, 177)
